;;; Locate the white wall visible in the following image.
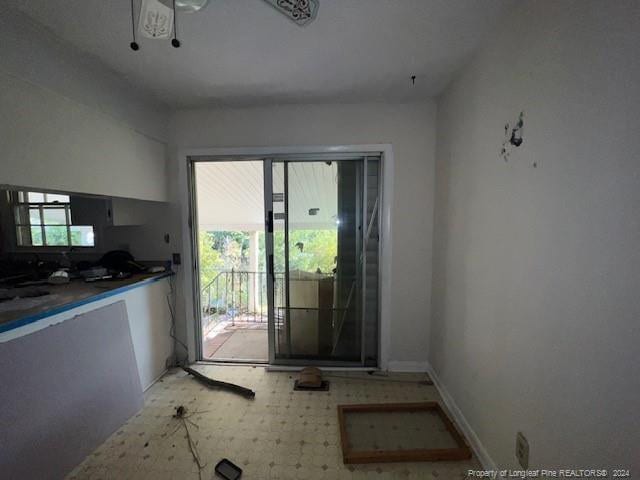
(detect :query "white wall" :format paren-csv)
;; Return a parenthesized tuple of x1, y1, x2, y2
(122, 278, 174, 390)
(0, 8, 167, 141)
(431, 0, 640, 471)
(170, 103, 436, 367)
(0, 8, 170, 202)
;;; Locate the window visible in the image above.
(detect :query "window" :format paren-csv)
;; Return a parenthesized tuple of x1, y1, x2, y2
(13, 191, 95, 247)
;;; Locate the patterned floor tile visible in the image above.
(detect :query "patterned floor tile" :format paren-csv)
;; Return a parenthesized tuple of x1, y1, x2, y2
(65, 366, 479, 480)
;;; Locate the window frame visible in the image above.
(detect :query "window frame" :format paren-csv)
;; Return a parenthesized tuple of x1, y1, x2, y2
(11, 191, 96, 250)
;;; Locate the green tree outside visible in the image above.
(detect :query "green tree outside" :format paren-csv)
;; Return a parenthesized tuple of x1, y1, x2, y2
(258, 229, 337, 274)
(199, 229, 338, 286)
(198, 231, 224, 288)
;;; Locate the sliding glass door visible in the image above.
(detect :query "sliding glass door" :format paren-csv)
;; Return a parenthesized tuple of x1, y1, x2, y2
(264, 156, 380, 366)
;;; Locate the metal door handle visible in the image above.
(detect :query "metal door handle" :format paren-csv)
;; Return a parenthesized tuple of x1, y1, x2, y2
(267, 211, 273, 233)
(268, 254, 274, 279)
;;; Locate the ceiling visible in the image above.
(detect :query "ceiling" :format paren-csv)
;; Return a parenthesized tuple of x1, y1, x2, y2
(5, 0, 515, 108)
(195, 160, 339, 231)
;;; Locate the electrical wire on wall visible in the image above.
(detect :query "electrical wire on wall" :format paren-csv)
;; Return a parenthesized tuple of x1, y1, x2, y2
(166, 274, 189, 367)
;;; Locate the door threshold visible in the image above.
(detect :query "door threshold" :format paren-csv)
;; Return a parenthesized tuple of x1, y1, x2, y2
(196, 360, 377, 372)
(266, 365, 379, 372)
(198, 359, 268, 366)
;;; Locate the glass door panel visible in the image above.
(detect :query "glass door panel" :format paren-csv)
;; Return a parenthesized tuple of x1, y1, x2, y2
(270, 159, 366, 363)
(271, 162, 289, 356)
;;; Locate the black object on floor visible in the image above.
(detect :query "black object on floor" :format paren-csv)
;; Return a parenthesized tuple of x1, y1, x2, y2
(293, 379, 330, 391)
(215, 458, 242, 480)
(182, 367, 256, 399)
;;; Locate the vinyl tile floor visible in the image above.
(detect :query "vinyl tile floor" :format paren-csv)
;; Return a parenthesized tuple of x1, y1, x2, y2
(66, 365, 480, 480)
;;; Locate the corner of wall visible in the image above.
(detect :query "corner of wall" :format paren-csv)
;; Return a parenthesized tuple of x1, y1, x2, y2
(425, 363, 497, 470)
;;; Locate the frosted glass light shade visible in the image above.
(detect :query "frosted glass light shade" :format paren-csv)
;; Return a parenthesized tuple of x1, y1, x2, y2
(174, 0, 209, 12)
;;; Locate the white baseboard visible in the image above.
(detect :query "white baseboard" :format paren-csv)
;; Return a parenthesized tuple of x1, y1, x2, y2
(143, 368, 168, 392)
(386, 360, 430, 372)
(425, 363, 497, 470)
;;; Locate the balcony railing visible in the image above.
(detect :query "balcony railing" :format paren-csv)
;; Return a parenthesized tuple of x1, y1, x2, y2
(201, 270, 361, 359)
(200, 270, 285, 332)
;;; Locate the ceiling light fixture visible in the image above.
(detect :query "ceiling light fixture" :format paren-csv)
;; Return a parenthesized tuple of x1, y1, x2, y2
(173, 0, 209, 13)
(139, 0, 174, 40)
(129, 0, 319, 51)
(130, 0, 181, 50)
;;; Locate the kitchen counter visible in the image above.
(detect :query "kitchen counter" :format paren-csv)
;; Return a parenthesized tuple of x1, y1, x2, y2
(0, 271, 173, 334)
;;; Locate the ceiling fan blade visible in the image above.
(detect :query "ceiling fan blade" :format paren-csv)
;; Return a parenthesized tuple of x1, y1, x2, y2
(262, 0, 319, 26)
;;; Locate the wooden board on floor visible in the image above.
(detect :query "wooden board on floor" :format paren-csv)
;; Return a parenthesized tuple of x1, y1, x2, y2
(337, 402, 472, 464)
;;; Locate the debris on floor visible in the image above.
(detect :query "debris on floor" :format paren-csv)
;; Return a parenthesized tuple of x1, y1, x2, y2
(214, 458, 243, 480)
(293, 366, 330, 391)
(172, 405, 207, 479)
(182, 366, 256, 399)
(66, 366, 481, 479)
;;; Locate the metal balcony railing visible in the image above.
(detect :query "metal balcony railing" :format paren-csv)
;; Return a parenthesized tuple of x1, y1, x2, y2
(200, 270, 285, 331)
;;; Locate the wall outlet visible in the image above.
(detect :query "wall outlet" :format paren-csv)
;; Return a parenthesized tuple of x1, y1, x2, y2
(515, 431, 529, 469)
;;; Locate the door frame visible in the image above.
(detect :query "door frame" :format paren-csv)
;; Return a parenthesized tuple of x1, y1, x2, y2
(182, 144, 394, 370)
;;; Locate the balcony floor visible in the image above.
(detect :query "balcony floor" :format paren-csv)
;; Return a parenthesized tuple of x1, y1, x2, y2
(203, 318, 268, 362)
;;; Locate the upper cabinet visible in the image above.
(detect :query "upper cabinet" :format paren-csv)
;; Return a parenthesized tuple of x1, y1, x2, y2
(71, 196, 161, 227)
(0, 73, 168, 202)
(69, 196, 112, 226)
(109, 198, 159, 226)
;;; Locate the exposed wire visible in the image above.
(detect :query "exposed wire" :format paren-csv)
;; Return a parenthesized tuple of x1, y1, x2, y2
(129, 0, 140, 51)
(171, 0, 181, 47)
(172, 406, 206, 480)
(130, 0, 136, 37)
(182, 419, 204, 479)
(166, 274, 189, 367)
